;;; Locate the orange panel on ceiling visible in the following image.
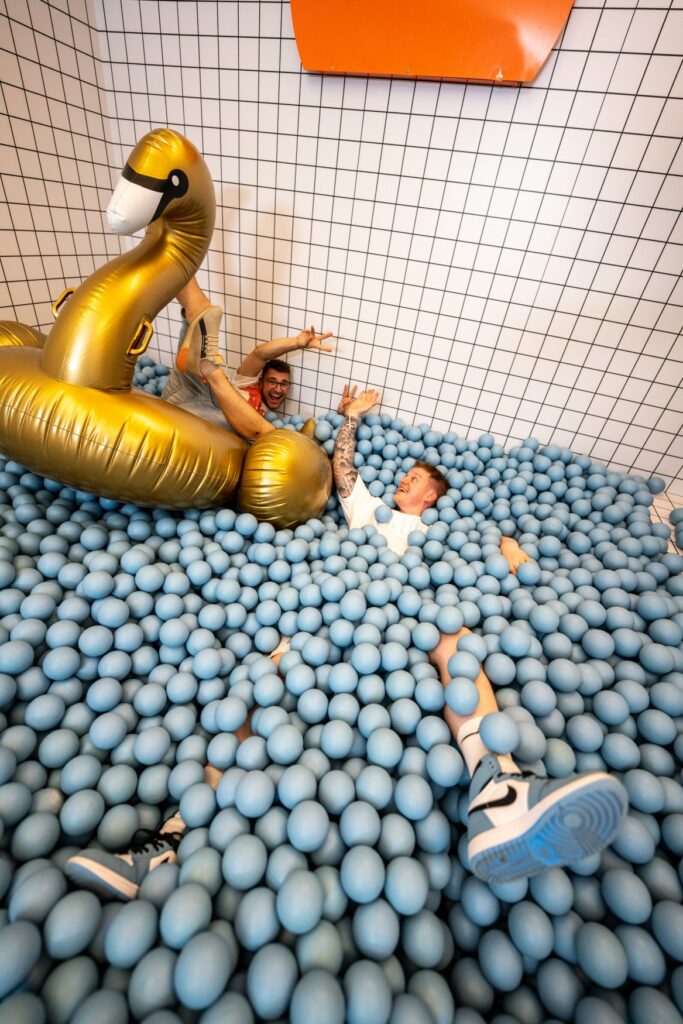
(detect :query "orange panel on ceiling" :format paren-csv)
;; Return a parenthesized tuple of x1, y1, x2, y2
(291, 0, 575, 84)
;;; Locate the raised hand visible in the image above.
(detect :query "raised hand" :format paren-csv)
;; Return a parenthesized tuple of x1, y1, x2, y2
(337, 383, 358, 415)
(297, 326, 334, 352)
(345, 388, 381, 417)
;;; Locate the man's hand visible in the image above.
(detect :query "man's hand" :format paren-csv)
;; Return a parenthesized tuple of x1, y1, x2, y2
(297, 326, 334, 352)
(337, 384, 358, 415)
(238, 325, 334, 377)
(500, 537, 532, 574)
(344, 388, 381, 418)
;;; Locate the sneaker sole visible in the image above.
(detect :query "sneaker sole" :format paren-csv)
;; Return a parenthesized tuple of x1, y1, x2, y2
(176, 346, 191, 373)
(176, 328, 202, 375)
(468, 774, 628, 884)
(64, 857, 139, 902)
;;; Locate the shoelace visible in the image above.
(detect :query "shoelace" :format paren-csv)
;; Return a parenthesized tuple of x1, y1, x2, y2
(496, 771, 547, 786)
(197, 314, 224, 364)
(129, 829, 182, 855)
(479, 769, 543, 794)
(204, 339, 225, 364)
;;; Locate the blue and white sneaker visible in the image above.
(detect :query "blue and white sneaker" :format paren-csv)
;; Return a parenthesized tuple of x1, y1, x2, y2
(64, 828, 182, 901)
(467, 755, 628, 884)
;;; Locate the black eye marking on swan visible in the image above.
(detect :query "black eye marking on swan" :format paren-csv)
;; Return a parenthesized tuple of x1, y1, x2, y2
(121, 164, 189, 222)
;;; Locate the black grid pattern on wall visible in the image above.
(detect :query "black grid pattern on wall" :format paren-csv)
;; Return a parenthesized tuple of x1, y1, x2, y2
(0, 0, 682, 487)
(0, 0, 122, 330)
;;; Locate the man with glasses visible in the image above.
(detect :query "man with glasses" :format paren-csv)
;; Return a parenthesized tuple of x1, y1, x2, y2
(162, 276, 333, 440)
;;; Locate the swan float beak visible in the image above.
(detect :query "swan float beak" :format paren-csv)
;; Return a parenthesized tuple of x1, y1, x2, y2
(107, 177, 161, 235)
(107, 163, 189, 235)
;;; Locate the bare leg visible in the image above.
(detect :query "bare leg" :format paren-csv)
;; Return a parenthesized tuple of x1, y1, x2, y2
(429, 627, 520, 779)
(176, 277, 212, 320)
(429, 627, 498, 737)
(201, 362, 275, 441)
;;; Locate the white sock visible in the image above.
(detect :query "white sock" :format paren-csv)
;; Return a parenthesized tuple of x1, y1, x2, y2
(160, 811, 186, 836)
(457, 717, 520, 778)
(457, 718, 488, 776)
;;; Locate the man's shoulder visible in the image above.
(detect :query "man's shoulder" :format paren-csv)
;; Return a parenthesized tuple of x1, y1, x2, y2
(232, 371, 261, 389)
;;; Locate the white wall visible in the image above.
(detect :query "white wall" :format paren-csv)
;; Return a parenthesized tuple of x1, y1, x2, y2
(1, 0, 682, 489)
(0, 0, 116, 325)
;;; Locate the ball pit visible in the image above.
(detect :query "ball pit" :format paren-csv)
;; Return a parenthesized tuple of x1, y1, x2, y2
(0, 358, 682, 1021)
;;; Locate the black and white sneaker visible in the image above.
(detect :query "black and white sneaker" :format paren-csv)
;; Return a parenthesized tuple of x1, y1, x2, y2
(64, 828, 183, 902)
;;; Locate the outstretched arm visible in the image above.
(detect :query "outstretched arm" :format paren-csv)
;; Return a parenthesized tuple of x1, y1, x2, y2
(238, 325, 334, 378)
(333, 416, 360, 499)
(332, 388, 380, 498)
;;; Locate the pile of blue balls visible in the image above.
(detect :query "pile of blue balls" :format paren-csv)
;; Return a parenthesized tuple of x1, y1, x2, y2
(0, 355, 681, 1023)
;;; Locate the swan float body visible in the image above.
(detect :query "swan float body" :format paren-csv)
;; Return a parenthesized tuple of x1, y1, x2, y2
(0, 130, 331, 525)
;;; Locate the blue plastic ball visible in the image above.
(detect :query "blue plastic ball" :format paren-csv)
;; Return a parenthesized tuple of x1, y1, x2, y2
(341, 846, 385, 904)
(291, 968, 345, 1024)
(104, 899, 158, 968)
(159, 883, 212, 950)
(384, 856, 429, 915)
(480, 712, 520, 754)
(247, 942, 298, 1019)
(0, 920, 42, 997)
(276, 869, 324, 934)
(344, 960, 392, 1024)
(287, 800, 330, 853)
(575, 922, 628, 988)
(44, 890, 102, 958)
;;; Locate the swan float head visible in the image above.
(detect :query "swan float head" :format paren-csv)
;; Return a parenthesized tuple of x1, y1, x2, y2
(107, 166, 188, 235)
(107, 130, 198, 235)
(108, 128, 214, 238)
(40, 128, 216, 391)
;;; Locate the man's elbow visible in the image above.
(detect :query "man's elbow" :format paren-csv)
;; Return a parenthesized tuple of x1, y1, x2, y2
(252, 422, 276, 441)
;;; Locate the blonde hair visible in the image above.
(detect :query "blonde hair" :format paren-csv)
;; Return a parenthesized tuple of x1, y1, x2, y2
(413, 460, 448, 500)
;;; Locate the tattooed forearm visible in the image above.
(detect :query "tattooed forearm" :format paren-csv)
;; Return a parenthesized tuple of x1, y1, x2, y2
(333, 415, 359, 498)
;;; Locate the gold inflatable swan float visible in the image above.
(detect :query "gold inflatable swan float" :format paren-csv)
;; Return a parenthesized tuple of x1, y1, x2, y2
(0, 129, 331, 526)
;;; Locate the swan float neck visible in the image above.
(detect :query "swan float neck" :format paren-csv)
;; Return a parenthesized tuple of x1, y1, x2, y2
(39, 129, 215, 391)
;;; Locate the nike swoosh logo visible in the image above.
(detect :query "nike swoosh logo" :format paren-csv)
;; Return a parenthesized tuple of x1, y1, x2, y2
(471, 784, 518, 813)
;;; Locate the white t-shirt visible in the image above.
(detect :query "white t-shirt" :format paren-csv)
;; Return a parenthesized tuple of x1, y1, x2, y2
(338, 476, 427, 556)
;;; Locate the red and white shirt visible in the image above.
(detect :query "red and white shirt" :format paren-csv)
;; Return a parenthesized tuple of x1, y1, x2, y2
(232, 371, 265, 416)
